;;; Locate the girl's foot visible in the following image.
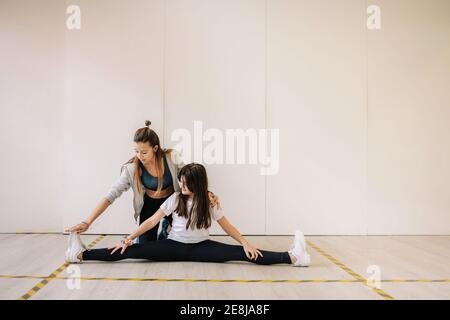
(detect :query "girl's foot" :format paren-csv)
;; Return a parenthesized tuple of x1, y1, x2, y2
(288, 230, 311, 267)
(65, 232, 87, 263)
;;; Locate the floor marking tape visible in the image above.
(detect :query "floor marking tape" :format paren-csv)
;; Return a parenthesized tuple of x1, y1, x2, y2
(17, 235, 105, 300)
(3, 274, 448, 283)
(306, 240, 396, 300)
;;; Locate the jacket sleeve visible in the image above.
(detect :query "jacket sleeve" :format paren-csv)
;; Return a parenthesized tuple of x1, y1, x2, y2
(105, 166, 132, 204)
(170, 149, 186, 171)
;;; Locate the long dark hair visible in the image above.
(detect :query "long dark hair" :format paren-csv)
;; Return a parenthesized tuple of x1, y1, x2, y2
(122, 120, 169, 195)
(176, 163, 212, 230)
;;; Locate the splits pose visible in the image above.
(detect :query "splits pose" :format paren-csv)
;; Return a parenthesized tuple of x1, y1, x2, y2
(65, 163, 310, 267)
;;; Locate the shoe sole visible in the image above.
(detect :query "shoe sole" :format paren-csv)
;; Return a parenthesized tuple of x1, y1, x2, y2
(65, 232, 84, 263)
(294, 231, 310, 267)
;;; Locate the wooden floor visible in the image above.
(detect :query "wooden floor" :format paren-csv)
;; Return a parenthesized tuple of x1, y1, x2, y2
(0, 234, 449, 300)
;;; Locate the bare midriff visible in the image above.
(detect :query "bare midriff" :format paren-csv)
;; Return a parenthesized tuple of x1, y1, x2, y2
(145, 184, 174, 199)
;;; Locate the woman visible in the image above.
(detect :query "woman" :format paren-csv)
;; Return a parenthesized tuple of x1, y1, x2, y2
(65, 163, 311, 267)
(65, 120, 220, 243)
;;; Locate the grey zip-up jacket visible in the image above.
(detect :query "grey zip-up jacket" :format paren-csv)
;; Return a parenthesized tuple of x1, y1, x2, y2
(105, 149, 185, 222)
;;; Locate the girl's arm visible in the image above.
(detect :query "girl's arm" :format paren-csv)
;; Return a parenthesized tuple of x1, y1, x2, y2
(217, 216, 248, 245)
(128, 208, 166, 241)
(217, 216, 263, 260)
(110, 208, 166, 255)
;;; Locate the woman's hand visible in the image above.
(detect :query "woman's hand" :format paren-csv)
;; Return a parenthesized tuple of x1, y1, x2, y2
(109, 236, 133, 255)
(242, 242, 263, 261)
(65, 222, 90, 233)
(208, 191, 222, 210)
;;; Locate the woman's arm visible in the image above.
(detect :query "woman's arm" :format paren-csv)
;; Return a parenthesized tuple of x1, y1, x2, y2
(169, 148, 185, 171)
(66, 166, 132, 233)
(65, 198, 111, 233)
(105, 166, 133, 205)
(86, 198, 111, 225)
(208, 191, 221, 209)
(217, 216, 263, 260)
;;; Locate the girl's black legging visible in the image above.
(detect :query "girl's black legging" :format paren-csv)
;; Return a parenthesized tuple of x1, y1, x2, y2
(138, 193, 173, 243)
(82, 239, 292, 265)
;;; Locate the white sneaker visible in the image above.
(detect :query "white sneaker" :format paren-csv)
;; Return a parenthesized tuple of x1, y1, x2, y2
(289, 230, 311, 267)
(65, 232, 87, 263)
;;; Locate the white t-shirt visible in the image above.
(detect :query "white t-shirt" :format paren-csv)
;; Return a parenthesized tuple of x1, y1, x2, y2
(160, 192, 224, 243)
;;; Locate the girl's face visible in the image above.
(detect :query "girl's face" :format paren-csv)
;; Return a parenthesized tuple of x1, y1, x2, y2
(134, 142, 158, 165)
(179, 176, 193, 196)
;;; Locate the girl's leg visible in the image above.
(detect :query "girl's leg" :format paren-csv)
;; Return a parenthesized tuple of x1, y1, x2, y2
(82, 239, 189, 262)
(188, 240, 292, 265)
(82, 239, 291, 265)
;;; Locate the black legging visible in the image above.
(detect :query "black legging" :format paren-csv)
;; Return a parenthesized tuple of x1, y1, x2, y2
(82, 239, 292, 265)
(138, 193, 173, 243)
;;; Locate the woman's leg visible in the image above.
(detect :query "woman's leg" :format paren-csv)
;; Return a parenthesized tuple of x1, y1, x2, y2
(138, 194, 169, 243)
(82, 239, 189, 262)
(157, 216, 173, 240)
(188, 240, 292, 265)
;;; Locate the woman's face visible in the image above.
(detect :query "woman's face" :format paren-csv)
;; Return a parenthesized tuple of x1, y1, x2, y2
(179, 176, 193, 196)
(134, 142, 158, 165)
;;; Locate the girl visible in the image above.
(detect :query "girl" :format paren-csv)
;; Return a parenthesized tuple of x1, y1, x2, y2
(65, 120, 220, 243)
(65, 163, 311, 267)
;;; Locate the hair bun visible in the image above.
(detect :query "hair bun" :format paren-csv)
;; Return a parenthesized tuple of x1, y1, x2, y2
(145, 120, 151, 127)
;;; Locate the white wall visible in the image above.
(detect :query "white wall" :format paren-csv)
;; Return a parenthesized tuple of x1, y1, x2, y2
(0, 0, 65, 232)
(266, 0, 368, 235)
(63, 0, 165, 234)
(163, 0, 266, 235)
(0, 0, 449, 235)
(367, 0, 450, 234)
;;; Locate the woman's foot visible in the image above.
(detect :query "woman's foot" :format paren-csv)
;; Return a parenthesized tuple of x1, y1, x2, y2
(65, 232, 87, 263)
(288, 230, 311, 267)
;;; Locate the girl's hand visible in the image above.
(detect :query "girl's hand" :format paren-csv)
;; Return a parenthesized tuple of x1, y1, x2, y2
(208, 191, 222, 210)
(109, 237, 133, 255)
(243, 242, 263, 261)
(65, 222, 89, 233)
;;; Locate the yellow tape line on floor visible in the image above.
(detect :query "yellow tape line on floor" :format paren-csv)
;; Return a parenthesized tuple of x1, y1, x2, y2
(49, 277, 450, 283)
(54, 277, 361, 283)
(17, 235, 105, 300)
(306, 240, 396, 300)
(3, 274, 449, 283)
